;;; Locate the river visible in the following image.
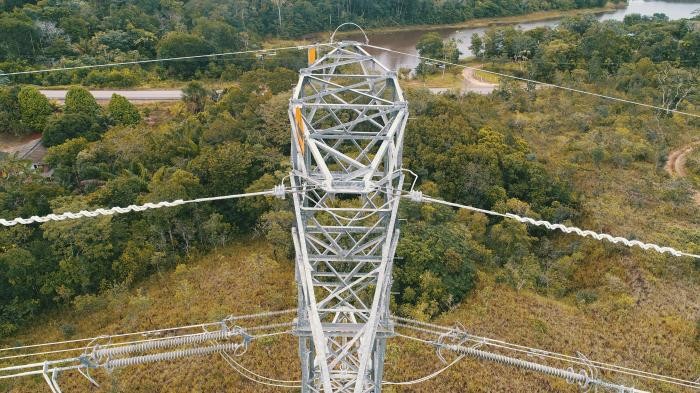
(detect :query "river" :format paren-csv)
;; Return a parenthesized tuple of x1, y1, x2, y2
(353, 0, 700, 70)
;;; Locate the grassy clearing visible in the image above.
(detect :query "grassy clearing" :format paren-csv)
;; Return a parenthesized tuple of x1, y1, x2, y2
(400, 72, 464, 90)
(2, 234, 697, 392)
(472, 69, 500, 84)
(1, 239, 300, 393)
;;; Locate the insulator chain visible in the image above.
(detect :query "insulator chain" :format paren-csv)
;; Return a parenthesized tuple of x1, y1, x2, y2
(103, 342, 244, 369)
(440, 344, 648, 393)
(90, 328, 247, 362)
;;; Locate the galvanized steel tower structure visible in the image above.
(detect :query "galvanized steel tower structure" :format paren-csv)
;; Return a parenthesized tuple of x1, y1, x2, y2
(289, 41, 407, 393)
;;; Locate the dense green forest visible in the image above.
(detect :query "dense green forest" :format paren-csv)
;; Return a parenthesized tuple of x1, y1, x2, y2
(0, 9, 698, 391)
(0, 11, 699, 337)
(0, 0, 618, 86)
(464, 14, 699, 112)
(0, 6, 698, 334)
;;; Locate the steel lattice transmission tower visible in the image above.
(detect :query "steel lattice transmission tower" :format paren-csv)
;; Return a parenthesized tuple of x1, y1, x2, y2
(289, 41, 407, 393)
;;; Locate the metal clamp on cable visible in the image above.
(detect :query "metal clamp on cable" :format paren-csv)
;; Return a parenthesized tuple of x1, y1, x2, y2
(408, 190, 423, 202)
(273, 184, 286, 200)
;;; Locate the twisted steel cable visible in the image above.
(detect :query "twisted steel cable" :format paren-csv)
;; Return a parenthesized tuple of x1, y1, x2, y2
(407, 192, 700, 259)
(0, 189, 282, 227)
(361, 44, 700, 119)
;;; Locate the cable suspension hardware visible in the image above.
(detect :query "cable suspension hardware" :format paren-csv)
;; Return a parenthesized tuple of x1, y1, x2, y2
(2, 26, 698, 393)
(440, 343, 649, 393)
(3, 313, 695, 392)
(395, 322, 649, 392)
(0, 313, 298, 392)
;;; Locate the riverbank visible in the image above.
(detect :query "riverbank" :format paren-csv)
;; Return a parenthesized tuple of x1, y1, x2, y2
(324, 3, 623, 40)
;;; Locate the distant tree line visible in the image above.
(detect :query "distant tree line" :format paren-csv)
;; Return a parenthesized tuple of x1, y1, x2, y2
(0, 0, 619, 83)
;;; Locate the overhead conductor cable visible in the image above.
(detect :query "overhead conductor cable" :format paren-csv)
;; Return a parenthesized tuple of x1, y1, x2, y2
(406, 191, 700, 260)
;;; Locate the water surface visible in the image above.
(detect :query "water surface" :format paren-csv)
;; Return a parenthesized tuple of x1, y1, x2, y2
(353, 0, 700, 70)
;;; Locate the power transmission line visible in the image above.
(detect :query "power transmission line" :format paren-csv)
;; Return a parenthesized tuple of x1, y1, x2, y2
(361, 44, 700, 119)
(405, 190, 700, 259)
(0, 309, 295, 360)
(394, 317, 700, 390)
(2, 37, 697, 393)
(0, 313, 296, 388)
(0, 45, 323, 77)
(396, 323, 653, 392)
(0, 187, 287, 227)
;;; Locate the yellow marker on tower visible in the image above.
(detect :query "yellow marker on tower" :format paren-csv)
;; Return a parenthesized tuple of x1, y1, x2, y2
(294, 106, 305, 154)
(308, 47, 317, 65)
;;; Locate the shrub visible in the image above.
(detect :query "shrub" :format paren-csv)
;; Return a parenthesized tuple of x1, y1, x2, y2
(575, 289, 598, 304)
(182, 81, 213, 113)
(42, 113, 100, 146)
(0, 85, 25, 135)
(18, 86, 53, 132)
(107, 94, 140, 125)
(64, 86, 100, 117)
(396, 222, 489, 318)
(59, 323, 76, 338)
(157, 32, 214, 77)
(84, 68, 141, 88)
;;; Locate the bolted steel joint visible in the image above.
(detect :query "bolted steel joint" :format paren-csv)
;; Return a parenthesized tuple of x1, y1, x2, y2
(408, 190, 423, 202)
(273, 184, 286, 199)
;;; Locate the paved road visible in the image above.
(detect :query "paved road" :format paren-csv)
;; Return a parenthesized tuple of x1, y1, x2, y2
(40, 89, 183, 101)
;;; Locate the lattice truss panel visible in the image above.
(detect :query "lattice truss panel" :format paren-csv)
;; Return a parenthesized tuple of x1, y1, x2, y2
(289, 42, 407, 393)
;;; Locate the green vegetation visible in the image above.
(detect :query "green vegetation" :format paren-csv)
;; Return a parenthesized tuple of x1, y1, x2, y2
(106, 94, 141, 126)
(0, 10, 698, 393)
(0, 85, 54, 136)
(17, 86, 52, 131)
(0, 68, 298, 336)
(415, 32, 460, 77)
(0, 0, 618, 86)
(64, 86, 101, 117)
(1, 240, 697, 392)
(685, 147, 700, 188)
(469, 14, 698, 114)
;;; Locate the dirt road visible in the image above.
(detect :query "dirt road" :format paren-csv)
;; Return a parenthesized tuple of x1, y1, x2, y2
(665, 142, 699, 177)
(665, 142, 700, 204)
(462, 67, 497, 94)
